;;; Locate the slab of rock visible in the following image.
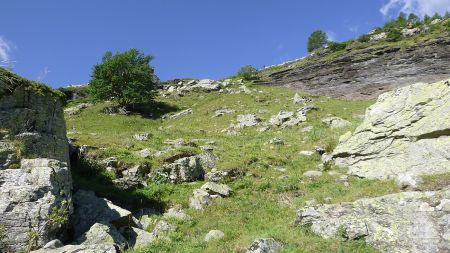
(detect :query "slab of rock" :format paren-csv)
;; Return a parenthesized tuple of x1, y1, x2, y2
(246, 238, 283, 253)
(296, 188, 450, 253)
(303, 170, 323, 178)
(72, 190, 134, 238)
(163, 205, 191, 221)
(156, 155, 205, 183)
(235, 114, 261, 128)
(122, 226, 155, 248)
(333, 79, 450, 180)
(170, 108, 193, 119)
(152, 220, 177, 238)
(189, 189, 212, 210)
(204, 230, 225, 242)
(214, 108, 236, 117)
(0, 159, 72, 251)
(188, 79, 221, 92)
(321, 116, 351, 128)
(293, 93, 312, 104)
(64, 103, 91, 115)
(201, 182, 232, 197)
(75, 223, 127, 251)
(31, 244, 117, 253)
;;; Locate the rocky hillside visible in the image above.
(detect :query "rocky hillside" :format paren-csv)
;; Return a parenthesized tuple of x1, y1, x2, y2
(260, 26, 450, 99)
(0, 68, 72, 251)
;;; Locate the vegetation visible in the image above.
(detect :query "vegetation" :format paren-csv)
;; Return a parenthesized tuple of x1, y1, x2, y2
(237, 65, 259, 81)
(66, 80, 400, 252)
(89, 49, 159, 108)
(307, 30, 328, 52)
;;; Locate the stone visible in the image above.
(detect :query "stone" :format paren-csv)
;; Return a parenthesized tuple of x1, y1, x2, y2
(246, 238, 283, 253)
(122, 164, 148, 178)
(293, 93, 311, 104)
(201, 182, 232, 197)
(401, 27, 421, 37)
(198, 152, 218, 169)
(63, 103, 91, 115)
(204, 168, 245, 182)
(170, 108, 193, 119)
(188, 79, 221, 92)
(189, 189, 211, 210)
(301, 126, 314, 132)
(303, 170, 323, 178)
(296, 188, 450, 253)
(236, 114, 261, 128)
(299, 151, 314, 156)
(436, 199, 450, 212)
(396, 173, 423, 190)
(31, 244, 117, 253)
(122, 226, 155, 248)
(156, 156, 205, 183)
(152, 220, 177, 237)
(112, 177, 146, 191)
(163, 205, 191, 221)
(100, 157, 118, 168)
(268, 111, 294, 126)
(75, 223, 127, 251)
(321, 116, 351, 128)
(204, 230, 225, 242)
(369, 32, 387, 41)
(72, 189, 134, 238)
(431, 19, 442, 25)
(339, 175, 349, 183)
(268, 137, 284, 145)
(42, 239, 64, 249)
(214, 108, 236, 117)
(321, 153, 333, 163)
(333, 79, 450, 180)
(0, 159, 72, 251)
(102, 106, 129, 115)
(133, 133, 150, 141)
(136, 148, 153, 158)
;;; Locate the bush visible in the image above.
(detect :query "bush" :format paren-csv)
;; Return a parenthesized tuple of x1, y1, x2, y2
(237, 65, 258, 80)
(357, 34, 371, 43)
(386, 29, 402, 42)
(307, 30, 328, 52)
(89, 49, 159, 108)
(328, 41, 347, 52)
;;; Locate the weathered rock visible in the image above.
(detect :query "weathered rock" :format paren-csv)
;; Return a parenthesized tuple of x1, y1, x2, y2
(268, 111, 306, 128)
(122, 164, 148, 178)
(296, 188, 450, 253)
(156, 156, 205, 183)
(75, 223, 127, 251)
(72, 190, 134, 238)
(31, 244, 117, 253)
(395, 173, 423, 190)
(214, 108, 236, 117)
(64, 103, 91, 115)
(151, 220, 177, 238)
(163, 205, 191, 221)
(321, 116, 351, 128)
(133, 133, 150, 141)
(268, 137, 284, 145)
(198, 152, 218, 169)
(42, 239, 64, 249)
(303, 170, 323, 178)
(299, 151, 314, 156)
(370, 32, 387, 41)
(189, 189, 212, 210)
(136, 148, 153, 158)
(235, 114, 261, 128)
(293, 93, 312, 104)
(204, 230, 225, 242)
(201, 182, 232, 197)
(188, 79, 221, 92)
(170, 108, 193, 119)
(102, 106, 129, 115)
(112, 177, 146, 191)
(0, 159, 72, 251)
(246, 238, 283, 253)
(122, 226, 155, 248)
(333, 79, 450, 180)
(204, 168, 245, 182)
(401, 27, 421, 37)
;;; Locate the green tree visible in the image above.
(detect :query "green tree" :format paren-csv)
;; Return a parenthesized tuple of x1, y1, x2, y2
(307, 30, 328, 52)
(89, 49, 159, 107)
(237, 65, 258, 80)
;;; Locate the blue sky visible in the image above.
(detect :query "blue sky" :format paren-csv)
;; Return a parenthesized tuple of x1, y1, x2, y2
(1, 0, 449, 87)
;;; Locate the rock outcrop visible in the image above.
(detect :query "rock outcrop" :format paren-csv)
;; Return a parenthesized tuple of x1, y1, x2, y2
(261, 35, 450, 99)
(297, 188, 450, 253)
(0, 69, 71, 252)
(333, 79, 450, 180)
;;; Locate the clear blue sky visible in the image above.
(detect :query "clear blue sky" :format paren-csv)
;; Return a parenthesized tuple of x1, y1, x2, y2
(1, 0, 449, 87)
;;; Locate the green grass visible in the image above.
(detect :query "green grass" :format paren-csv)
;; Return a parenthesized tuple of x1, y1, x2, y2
(66, 82, 399, 252)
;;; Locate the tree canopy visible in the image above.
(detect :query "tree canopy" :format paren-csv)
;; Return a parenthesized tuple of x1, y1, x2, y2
(307, 30, 328, 52)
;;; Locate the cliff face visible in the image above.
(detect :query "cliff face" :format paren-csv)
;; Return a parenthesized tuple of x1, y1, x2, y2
(0, 69, 72, 252)
(261, 34, 450, 99)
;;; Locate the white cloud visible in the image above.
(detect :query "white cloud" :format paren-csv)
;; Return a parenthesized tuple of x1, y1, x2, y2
(37, 67, 51, 82)
(0, 36, 16, 67)
(326, 31, 337, 42)
(380, 0, 450, 17)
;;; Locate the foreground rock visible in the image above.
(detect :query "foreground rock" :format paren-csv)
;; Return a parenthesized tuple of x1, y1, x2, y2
(333, 79, 450, 180)
(189, 182, 232, 210)
(246, 238, 283, 253)
(32, 244, 117, 253)
(297, 187, 450, 253)
(75, 223, 127, 250)
(156, 155, 205, 183)
(204, 230, 225, 242)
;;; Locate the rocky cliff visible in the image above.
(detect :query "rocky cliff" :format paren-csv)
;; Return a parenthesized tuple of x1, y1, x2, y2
(260, 34, 450, 99)
(0, 68, 72, 252)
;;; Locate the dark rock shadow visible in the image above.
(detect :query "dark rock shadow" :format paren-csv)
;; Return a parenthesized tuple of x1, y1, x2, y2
(127, 101, 179, 119)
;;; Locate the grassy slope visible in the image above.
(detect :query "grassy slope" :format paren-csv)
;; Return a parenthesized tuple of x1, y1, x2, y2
(66, 83, 401, 253)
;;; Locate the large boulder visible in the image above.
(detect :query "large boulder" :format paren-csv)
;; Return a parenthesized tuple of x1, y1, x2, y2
(297, 188, 450, 253)
(31, 244, 117, 253)
(75, 223, 127, 251)
(0, 159, 72, 251)
(156, 156, 205, 183)
(333, 79, 450, 180)
(72, 190, 134, 238)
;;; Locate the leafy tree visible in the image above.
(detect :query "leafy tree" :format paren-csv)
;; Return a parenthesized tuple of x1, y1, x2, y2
(424, 14, 432, 24)
(89, 49, 159, 107)
(357, 34, 371, 43)
(445, 11, 450, 19)
(387, 29, 402, 42)
(307, 30, 328, 52)
(237, 65, 258, 80)
(407, 13, 420, 23)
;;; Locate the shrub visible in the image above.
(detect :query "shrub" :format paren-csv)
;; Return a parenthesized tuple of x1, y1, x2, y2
(307, 30, 328, 52)
(89, 49, 159, 108)
(328, 41, 347, 52)
(386, 29, 402, 42)
(237, 65, 259, 80)
(357, 34, 371, 43)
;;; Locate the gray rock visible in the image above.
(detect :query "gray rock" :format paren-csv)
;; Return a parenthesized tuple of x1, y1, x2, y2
(31, 244, 117, 253)
(333, 79, 450, 180)
(189, 189, 212, 210)
(136, 148, 153, 158)
(0, 159, 72, 251)
(370, 32, 387, 41)
(321, 117, 351, 128)
(198, 152, 218, 169)
(42, 239, 63, 249)
(72, 190, 134, 238)
(214, 108, 236, 117)
(133, 133, 150, 141)
(122, 164, 148, 178)
(401, 27, 421, 37)
(235, 114, 261, 128)
(201, 182, 232, 197)
(299, 151, 314, 156)
(268, 137, 284, 145)
(303, 170, 323, 178)
(157, 156, 205, 183)
(122, 226, 155, 248)
(188, 79, 221, 92)
(246, 238, 283, 253)
(170, 108, 193, 119)
(321, 153, 333, 163)
(395, 173, 423, 190)
(301, 126, 314, 133)
(75, 223, 127, 251)
(163, 205, 191, 221)
(293, 93, 312, 104)
(296, 188, 450, 253)
(204, 230, 225, 242)
(64, 103, 91, 115)
(152, 220, 177, 238)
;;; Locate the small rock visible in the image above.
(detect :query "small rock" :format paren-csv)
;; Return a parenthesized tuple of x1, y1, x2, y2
(299, 151, 314, 156)
(204, 230, 225, 242)
(436, 199, 450, 212)
(170, 108, 193, 119)
(303, 170, 323, 178)
(133, 133, 150, 141)
(246, 238, 283, 253)
(321, 117, 351, 128)
(301, 126, 314, 132)
(214, 108, 236, 117)
(75, 223, 127, 251)
(396, 174, 423, 190)
(269, 137, 284, 145)
(189, 189, 211, 210)
(201, 182, 232, 197)
(43, 239, 64, 249)
(152, 220, 177, 237)
(339, 175, 349, 183)
(163, 205, 191, 221)
(137, 148, 153, 158)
